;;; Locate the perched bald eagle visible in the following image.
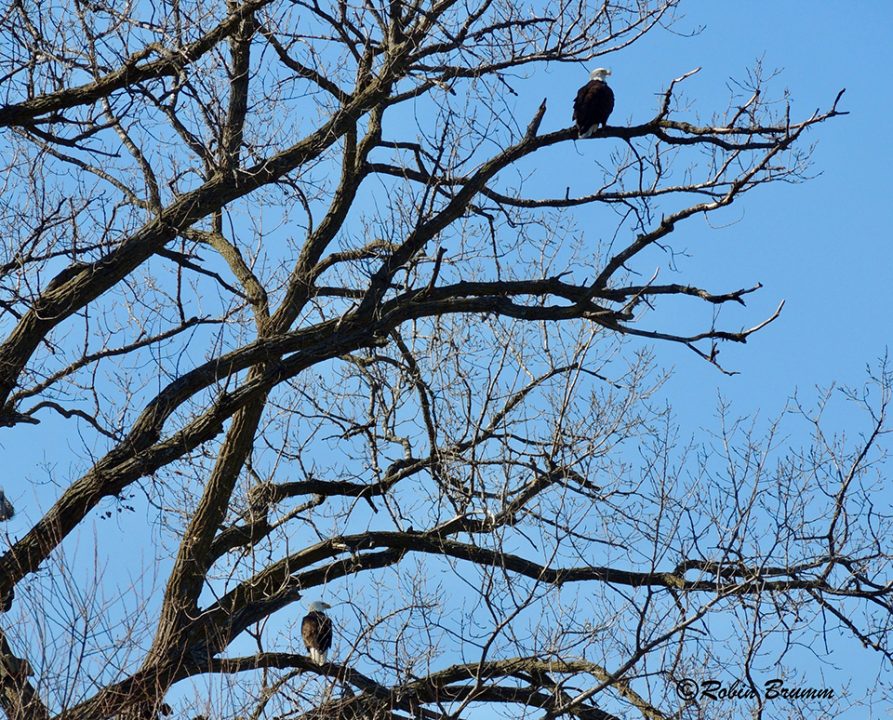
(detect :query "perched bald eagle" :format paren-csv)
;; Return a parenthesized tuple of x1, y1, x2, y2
(573, 68, 614, 138)
(0, 489, 13, 521)
(302, 601, 333, 664)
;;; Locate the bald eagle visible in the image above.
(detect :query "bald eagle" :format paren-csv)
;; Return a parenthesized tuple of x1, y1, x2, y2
(302, 601, 333, 664)
(0, 489, 13, 521)
(573, 68, 614, 138)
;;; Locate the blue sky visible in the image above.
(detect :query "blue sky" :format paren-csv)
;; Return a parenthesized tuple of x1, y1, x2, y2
(600, 3, 893, 713)
(614, 1, 892, 414)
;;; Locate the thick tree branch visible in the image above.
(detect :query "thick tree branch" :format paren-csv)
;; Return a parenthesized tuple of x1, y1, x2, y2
(0, 0, 277, 128)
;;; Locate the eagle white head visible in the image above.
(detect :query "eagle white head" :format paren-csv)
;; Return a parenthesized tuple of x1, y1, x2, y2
(589, 67, 611, 81)
(308, 600, 332, 613)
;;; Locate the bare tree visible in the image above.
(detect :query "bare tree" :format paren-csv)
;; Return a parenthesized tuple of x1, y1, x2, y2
(0, 1, 884, 719)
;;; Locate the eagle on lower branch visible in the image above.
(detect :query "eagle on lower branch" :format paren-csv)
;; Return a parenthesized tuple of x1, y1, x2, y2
(302, 600, 333, 664)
